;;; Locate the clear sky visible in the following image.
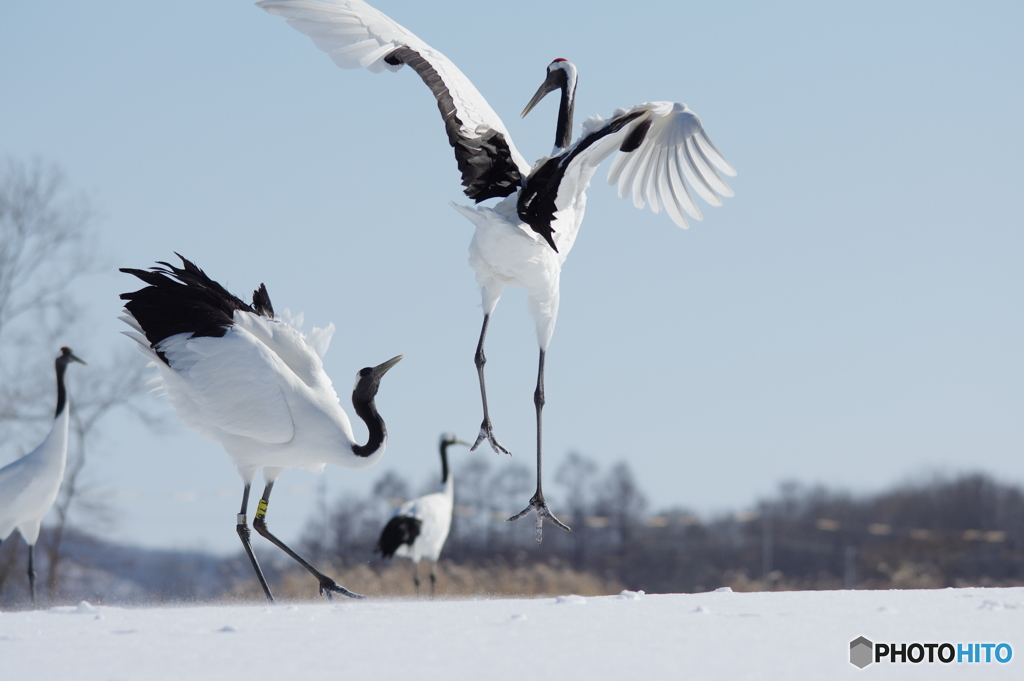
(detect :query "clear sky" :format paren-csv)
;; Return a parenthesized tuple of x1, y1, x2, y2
(1, 1, 1022, 553)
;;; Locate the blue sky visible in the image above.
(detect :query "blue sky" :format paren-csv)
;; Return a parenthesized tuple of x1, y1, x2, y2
(1, 1, 1022, 552)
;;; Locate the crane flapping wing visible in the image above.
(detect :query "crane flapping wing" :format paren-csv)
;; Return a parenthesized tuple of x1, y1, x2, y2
(257, 0, 530, 201)
(518, 102, 736, 248)
(606, 102, 736, 228)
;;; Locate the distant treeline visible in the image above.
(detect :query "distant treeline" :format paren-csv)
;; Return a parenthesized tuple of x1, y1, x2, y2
(1, 461, 1022, 605)
(306, 457, 1024, 594)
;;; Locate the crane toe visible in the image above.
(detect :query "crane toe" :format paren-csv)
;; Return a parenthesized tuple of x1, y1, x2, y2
(471, 420, 511, 456)
(319, 577, 365, 600)
(508, 492, 572, 544)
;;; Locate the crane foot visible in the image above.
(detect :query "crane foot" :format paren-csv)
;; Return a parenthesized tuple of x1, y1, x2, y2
(318, 577, 365, 600)
(471, 420, 511, 456)
(508, 491, 571, 544)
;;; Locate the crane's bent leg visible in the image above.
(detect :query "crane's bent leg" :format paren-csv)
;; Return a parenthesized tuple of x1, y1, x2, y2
(508, 348, 571, 543)
(27, 543, 36, 606)
(237, 483, 275, 603)
(252, 482, 364, 600)
(471, 313, 511, 455)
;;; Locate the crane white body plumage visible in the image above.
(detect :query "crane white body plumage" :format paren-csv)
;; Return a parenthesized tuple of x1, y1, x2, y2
(391, 480, 453, 565)
(123, 309, 380, 483)
(0, 408, 70, 546)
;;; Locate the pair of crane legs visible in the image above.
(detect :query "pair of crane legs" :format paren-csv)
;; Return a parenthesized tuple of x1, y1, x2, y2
(0, 538, 39, 605)
(236, 480, 360, 602)
(235, 481, 441, 600)
(473, 313, 572, 542)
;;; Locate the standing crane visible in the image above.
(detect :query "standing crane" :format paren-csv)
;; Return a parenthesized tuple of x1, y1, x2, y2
(375, 432, 468, 596)
(258, 0, 736, 541)
(120, 255, 402, 601)
(0, 347, 86, 605)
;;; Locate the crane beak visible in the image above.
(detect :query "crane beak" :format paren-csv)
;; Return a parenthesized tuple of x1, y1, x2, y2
(521, 71, 562, 118)
(369, 355, 403, 379)
(453, 438, 471, 447)
(70, 354, 87, 365)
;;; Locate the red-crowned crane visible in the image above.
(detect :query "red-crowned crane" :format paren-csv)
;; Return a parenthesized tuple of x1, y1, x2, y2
(258, 0, 736, 542)
(0, 347, 85, 605)
(375, 432, 469, 596)
(120, 255, 402, 601)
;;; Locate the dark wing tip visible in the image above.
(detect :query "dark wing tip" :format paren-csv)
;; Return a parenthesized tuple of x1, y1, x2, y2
(375, 515, 421, 559)
(252, 283, 275, 318)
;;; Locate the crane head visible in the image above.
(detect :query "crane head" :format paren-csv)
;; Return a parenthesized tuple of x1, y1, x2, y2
(353, 355, 403, 401)
(521, 59, 577, 118)
(58, 347, 87, 366)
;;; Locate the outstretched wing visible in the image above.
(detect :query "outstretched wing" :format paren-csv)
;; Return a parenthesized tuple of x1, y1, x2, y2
(606, 102, 736, 228)
(518, 102, 736, 248)
(258, 0, 530, 201)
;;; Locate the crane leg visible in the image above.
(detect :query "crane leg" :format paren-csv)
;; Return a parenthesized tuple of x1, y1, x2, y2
(471, 313, 511, 456)
(430, 561, 437, 598)
(236, 483, 275, 603)
(252, 482, 365, 600)
(508, 348, 571, 543)
(27, 543, 36, 606)
(413, 561, 420, 596)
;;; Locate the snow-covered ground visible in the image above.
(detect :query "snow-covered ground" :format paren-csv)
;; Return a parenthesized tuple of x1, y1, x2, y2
(3, 587, 1022, 680)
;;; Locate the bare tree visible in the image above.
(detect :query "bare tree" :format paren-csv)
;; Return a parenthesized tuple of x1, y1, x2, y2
(0, 158, 93, 353)
(0, 157, 164, 604)
(594, 461, 648, 551)
(556, 451, 599, 566)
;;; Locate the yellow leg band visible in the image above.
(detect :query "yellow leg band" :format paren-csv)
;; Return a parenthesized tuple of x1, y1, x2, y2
(255, 499, 269, 521)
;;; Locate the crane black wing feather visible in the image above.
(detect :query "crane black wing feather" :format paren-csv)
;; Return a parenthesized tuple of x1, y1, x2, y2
(384, 47, 521, 202)
(517, 110, 648, 251)
(259, 1, 529, 202)
(120, 255, 274, 357)
(376, 515, 421, 559)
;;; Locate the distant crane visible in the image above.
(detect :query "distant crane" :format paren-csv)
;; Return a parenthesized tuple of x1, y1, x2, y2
(0, 347, 86, 605)
(259, 0, 736, 541)
(120, 255, 402, 602)
(375, 432, 469, 596)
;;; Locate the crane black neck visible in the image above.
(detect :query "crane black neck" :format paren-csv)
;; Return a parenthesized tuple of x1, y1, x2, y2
(439, 439, 452, 485)
(554, 73, 576, 153)
(350, 395, 386, 459)
(350, 373, 387, 458)
(54, 355, 70, 419)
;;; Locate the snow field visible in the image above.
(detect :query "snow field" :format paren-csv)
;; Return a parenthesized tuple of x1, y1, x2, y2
(2, 587, 1022, 680)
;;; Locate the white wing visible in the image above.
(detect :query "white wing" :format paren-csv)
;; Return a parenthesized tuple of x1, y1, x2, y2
(156, 327, 296, 445)
(518, 102, 735, 241)
(605, 102, 736, 228)
(258, 0, 531, 199)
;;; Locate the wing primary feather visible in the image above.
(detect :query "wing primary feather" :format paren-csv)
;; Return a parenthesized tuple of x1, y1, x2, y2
(629, 143, 656, 209)
(695, 130, 737, 176)
(643, 145, 665, 214)
(658, 154, 689, 228)
(680, 139, 722, 206)
(690, 136, 734, 197)
(668, 146, 702, 220)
